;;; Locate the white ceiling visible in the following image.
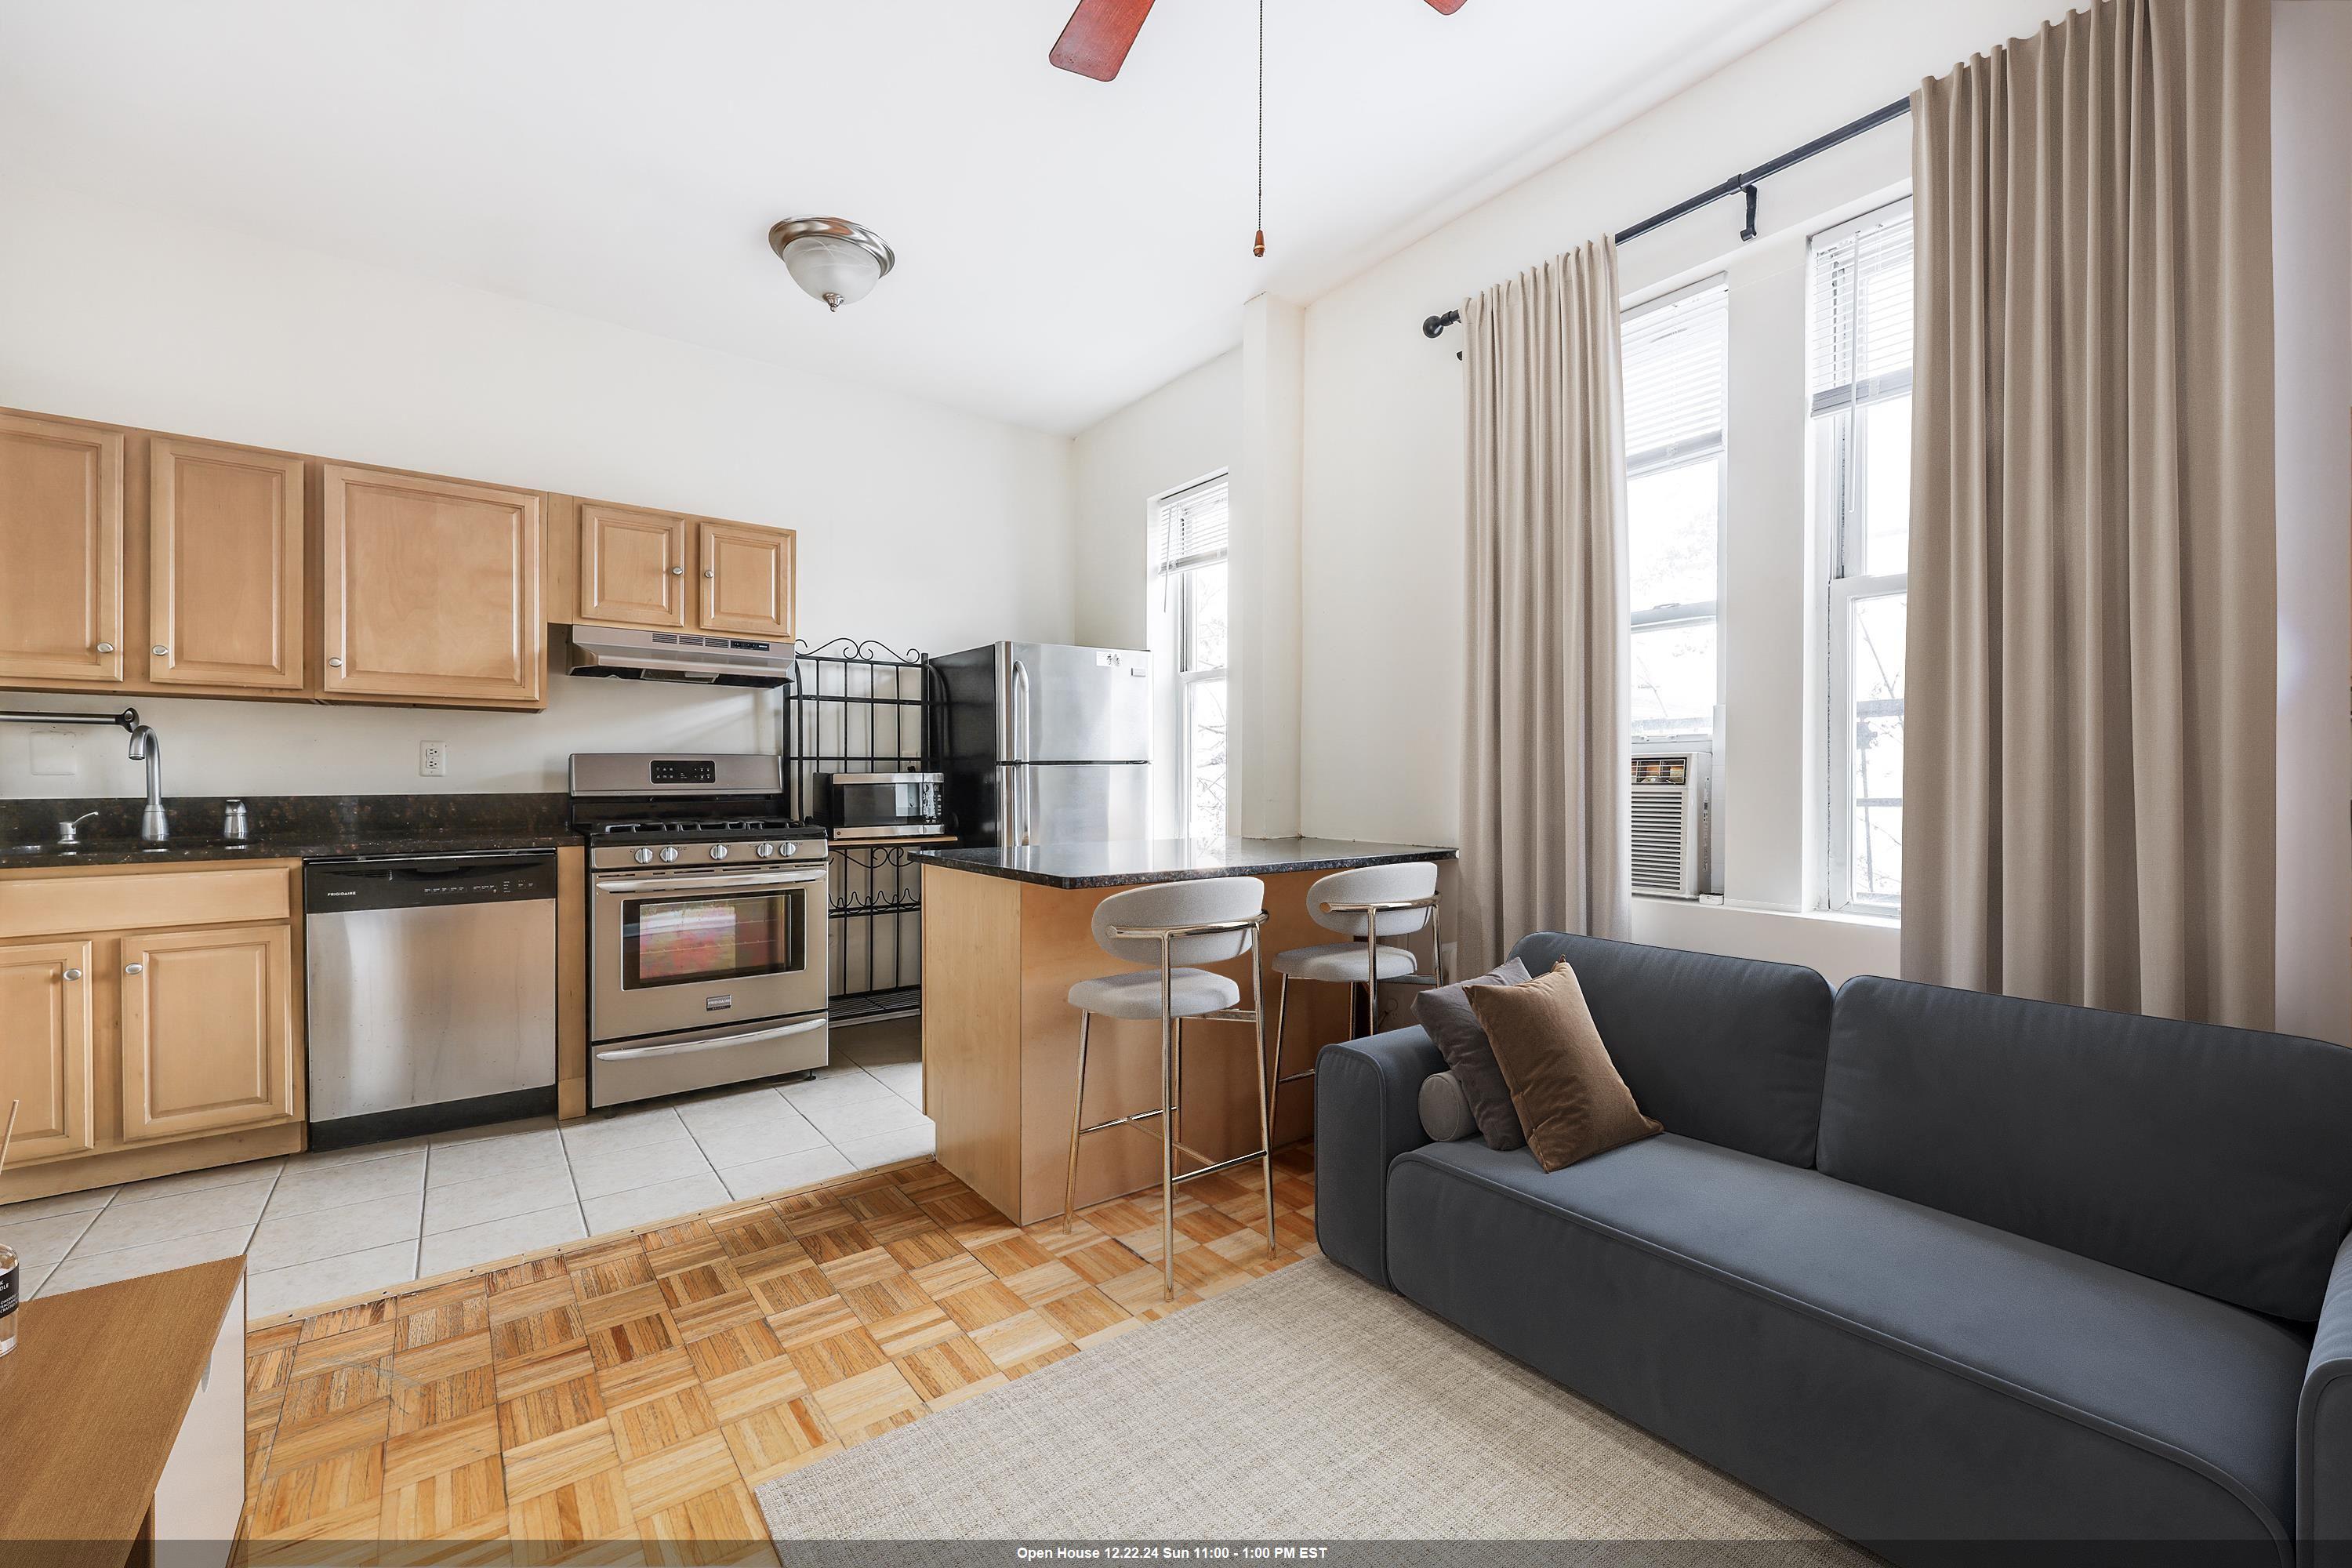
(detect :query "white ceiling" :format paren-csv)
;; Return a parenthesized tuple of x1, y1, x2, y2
(0, 0, 1835, 434)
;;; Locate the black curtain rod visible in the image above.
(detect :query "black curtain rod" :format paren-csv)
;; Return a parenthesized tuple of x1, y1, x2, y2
(1420, 96, 1911, 340)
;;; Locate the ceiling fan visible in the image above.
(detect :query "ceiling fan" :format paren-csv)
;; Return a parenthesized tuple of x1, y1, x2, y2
(1050, 0, 1468, 82)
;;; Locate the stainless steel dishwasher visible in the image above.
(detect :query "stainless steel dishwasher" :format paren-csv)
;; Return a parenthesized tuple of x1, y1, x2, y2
(304, 851, 557, 1149)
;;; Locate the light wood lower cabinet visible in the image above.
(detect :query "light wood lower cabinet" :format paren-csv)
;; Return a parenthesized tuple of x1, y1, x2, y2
(0, 938, 97, 1164)
(118, 924, 296, 1143)
(0, 863, 304, 1201)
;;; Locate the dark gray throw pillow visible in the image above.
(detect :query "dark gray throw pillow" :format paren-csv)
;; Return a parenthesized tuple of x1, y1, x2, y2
(1413, 956, 1531, 1149)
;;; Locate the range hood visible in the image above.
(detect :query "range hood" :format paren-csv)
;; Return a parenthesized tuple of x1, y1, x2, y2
(564, 624, 796, 688)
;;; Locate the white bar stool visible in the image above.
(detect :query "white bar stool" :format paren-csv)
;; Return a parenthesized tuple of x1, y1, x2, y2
(1267, 862, 1442, 1121)
(1063, 876, 1275, 1300)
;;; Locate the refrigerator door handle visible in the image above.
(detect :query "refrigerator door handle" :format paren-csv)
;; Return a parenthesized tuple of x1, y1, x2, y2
(1011, 659, 1030, 763)
(997, 764, 1025, 851)
(1010, 658, 1031, 846)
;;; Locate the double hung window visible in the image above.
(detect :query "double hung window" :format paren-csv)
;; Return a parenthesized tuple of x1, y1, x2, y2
(1809, 201, 1914, 913)
(1622, 280, 1728, 741)
(1154, 475, 1229, 840)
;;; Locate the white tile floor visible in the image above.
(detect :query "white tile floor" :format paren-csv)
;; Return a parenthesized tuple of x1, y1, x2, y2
(0, 1016, 930, 1322)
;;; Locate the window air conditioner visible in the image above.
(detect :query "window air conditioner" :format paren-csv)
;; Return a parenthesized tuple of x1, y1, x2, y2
(1631, 743, 1711, 899)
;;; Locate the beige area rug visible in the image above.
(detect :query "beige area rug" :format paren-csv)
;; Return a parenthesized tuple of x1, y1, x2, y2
(757, 1257, 1872, 1567)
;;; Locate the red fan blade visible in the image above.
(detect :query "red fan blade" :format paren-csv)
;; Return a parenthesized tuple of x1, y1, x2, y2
(1050, 0, 1156, 82)
(1425, 0, 1468, 12)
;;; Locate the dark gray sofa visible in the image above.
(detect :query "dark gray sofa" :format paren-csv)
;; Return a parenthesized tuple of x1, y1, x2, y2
(1316, 931, 2352, 1566)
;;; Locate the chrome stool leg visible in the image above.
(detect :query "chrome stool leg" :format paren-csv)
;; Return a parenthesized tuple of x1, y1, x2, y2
(1157, 942, 1178, 1301)
(1249, 940, 1276, 1251)
(1266, 972, 1291, 1124)
(1171, 1018, 1185, 1160)
(1064, 1011, 1092, 1230)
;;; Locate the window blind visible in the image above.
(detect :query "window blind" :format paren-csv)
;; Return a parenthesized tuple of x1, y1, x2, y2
(1622, 281, 1728, 466)
(1809, 202, 1913, 412)
(1153, 474, 1229, 575)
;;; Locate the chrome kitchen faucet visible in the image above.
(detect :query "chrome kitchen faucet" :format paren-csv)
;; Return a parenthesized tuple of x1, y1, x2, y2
(0, 706, 171, 841)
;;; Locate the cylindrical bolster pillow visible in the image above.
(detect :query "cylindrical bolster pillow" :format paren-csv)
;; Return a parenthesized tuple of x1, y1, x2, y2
(1418, 1069, 1479, 1143)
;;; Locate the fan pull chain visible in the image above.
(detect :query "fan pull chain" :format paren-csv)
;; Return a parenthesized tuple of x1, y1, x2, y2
(1253, 0, 1265, 257)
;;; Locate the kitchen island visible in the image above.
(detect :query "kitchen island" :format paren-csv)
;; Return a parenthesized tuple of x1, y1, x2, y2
(916, 837, 1454, 1225)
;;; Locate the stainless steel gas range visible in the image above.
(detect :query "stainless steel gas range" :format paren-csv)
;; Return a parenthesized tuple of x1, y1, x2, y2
(569, 753, 830, 1109)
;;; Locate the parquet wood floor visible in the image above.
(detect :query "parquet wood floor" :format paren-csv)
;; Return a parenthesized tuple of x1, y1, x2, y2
(238, 1145, 1319, 1565)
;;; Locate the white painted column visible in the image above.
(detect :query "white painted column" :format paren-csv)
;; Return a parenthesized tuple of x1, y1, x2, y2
(1718, 232, 1818, 910)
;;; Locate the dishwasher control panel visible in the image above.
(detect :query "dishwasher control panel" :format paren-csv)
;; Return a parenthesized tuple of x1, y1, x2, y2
(304, 852, 559, 913)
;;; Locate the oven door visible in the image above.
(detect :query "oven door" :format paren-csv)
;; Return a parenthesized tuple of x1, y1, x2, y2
(590, 862, 828, 1043)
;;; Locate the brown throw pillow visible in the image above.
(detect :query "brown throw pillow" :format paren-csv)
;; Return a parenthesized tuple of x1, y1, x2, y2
(1413, 957, 1530, 1150)
(1466, 960, 1662, 1171)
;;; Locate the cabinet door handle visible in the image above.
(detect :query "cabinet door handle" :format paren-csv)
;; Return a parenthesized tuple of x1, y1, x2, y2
(702, 568, 716, 579)
(96, 642, 114, 654)
(670, 565, 684, 576)
(123, 962, 144, 975)
(152, 645, 170, 656)
(328, 656, 344, 668)
(63, 967, 82, 981)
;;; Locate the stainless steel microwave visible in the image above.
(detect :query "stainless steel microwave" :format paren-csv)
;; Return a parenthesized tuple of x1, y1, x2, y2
(826, 771, 946, 840)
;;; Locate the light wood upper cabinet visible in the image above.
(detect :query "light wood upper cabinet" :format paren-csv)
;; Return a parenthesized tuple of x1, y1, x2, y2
(148, 438, 306, 691)
(320, 463, 544, 706)
(0, 938, 96, 1167)
(0, 412, 124, 684)
(578, 503, 688, 630)
(118, 924, 296, 1145)
(696, 519, 795, 640)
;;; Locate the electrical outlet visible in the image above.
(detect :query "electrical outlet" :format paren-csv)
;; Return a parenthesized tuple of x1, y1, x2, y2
(419, 741, 448, 779)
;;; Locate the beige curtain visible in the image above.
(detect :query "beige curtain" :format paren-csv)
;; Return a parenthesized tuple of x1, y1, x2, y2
(1457, 238, 1632, 975)
(1902, 0, 2277, 1026)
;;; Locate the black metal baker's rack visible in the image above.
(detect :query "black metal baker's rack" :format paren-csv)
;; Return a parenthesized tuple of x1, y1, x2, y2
(786, 638, 947, 1025)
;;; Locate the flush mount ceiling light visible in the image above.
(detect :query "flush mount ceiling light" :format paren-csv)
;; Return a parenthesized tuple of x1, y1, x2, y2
(767, 217, 895, 313)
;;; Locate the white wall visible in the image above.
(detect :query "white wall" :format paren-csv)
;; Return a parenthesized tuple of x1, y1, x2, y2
(1069, 349, 1243, 653)
(0, 177, 1076, 800)
(1232, 296, 1305, 839)
(2271, 0, 2352, 1044)
(1070, 347, 1243, 833)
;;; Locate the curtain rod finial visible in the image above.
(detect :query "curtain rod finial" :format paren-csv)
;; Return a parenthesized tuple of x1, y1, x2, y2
(1424, 309, 1461, 339)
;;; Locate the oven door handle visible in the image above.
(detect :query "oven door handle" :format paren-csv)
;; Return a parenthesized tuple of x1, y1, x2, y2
(593, 869, 828, 894)
(595, 1018, 827, 1061)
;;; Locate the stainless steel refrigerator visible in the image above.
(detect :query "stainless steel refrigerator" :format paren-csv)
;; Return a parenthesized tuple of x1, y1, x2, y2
(930, 641, 1152, 847)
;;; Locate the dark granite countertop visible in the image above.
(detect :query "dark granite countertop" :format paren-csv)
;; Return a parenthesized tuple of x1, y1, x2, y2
(912, 836, 1455, 890)
(0, 793, 581, 868)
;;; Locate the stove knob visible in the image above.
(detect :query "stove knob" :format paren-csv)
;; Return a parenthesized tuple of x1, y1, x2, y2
(659, 846, 681, 863)
(710, 844, 731, 860)
(756, 842, 777, 859)
(632, 847, 655, 866)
